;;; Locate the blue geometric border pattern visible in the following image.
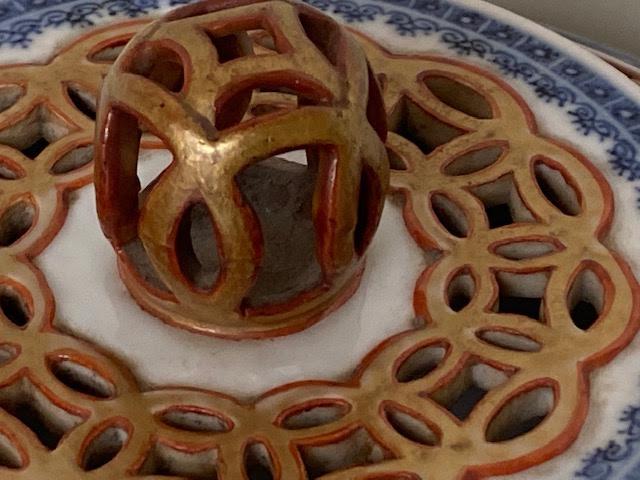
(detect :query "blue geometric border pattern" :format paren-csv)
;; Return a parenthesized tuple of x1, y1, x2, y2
(1, 0, 640, 477)
(307, 0, 640, 185)
(575, 401, 640, 480)
(0, 0, 638, 189)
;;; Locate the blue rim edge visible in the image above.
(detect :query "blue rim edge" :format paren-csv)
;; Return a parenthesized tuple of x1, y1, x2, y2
(0, 0, 639, 478)
(0, 0, 639, 187)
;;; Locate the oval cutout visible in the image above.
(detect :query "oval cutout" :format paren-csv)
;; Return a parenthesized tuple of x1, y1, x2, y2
(51, 145, 94, 174)
(389, 96, 465, 155)
(534, 160, 581, 216)
(0, 429, 24, 469)
(568, 266, 605, 331)
(280, 400, 350, 430)
(0, 85, 23, 114)
(493, 240, 559, 260)
(90, 39, 129, 62)
(0, 201, 34, 247)
(431, 193, 469, 238)
(365, 64, 387, 141)
(175, 201, 221, 292)
(477, 330, 541, 352)
(0, 159, 23, 180)
(395, 343, 447, 383)
(244, 442, 275, 480)
(126, 43, 185, 93)
(354, 165, 383, 255)
(48, 356, 115, 399)
(447, 268, 475, 312)
(66, 84, 97, 120)
(423, 75, 493, 119)
(298, 10, 342, 67)
(238, 152, 323, 312)
(159, 406, 232, 433)
(81, 421, 130, 471)
(0, 285, 30, 327)
(383, 403, 440, 446)
(0, 344, 18, 366)
(215, 78, 332, 130)
(386, 146, 408, 171)
(486, 385, 555, 442)
(444, 145, 504, 176)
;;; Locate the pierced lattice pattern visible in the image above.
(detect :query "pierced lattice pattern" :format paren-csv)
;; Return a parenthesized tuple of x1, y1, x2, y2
(94, 0, 389, 338)
(0, 18, 634, 480)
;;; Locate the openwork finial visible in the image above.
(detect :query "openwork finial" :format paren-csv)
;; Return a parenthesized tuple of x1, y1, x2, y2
(94, 0, 389, 338)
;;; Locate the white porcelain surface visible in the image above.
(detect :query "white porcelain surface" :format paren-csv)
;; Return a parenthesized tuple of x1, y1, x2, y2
(3, 0, 640, 477)
(38, 151, 428, 399)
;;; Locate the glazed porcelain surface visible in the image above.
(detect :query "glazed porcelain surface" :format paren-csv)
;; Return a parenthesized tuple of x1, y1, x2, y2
(1, 0, 640, 479)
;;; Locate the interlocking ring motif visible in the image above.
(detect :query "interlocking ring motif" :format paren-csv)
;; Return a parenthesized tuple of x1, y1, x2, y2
(94, 0, 389, 338)
(0, 18, 634, 480)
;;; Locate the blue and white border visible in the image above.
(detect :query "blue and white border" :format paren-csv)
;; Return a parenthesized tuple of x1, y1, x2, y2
(577, 395, 640, 479)
(0, 0, 640, 477)
(0, 0, 639, 186)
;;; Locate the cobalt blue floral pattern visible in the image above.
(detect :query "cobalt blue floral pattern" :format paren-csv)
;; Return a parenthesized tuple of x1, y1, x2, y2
(0, 0, 638, 187)
(0, 0, 639, 477)
(577, 402, 640, 479)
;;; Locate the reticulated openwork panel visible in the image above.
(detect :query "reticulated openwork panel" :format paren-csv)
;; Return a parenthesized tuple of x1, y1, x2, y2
(94, 0, 389, 338)
(0, 17, 635, 480)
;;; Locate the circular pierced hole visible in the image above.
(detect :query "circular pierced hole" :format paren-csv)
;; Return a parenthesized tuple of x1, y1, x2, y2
(423, 74, 493, 119)
(383, 403, 440, 446)
(159, 406, 233, 433)
(0, 200, 35, 247)
(280, 400, 350, 430)
(477, 330, 541, 352)
(395, 343, 447, 383)
(81, 420, 130, 471)
(447, 268, 475, 312)
(486, 384, 555, 442)
(431, 193, 469, 238)
(47, 355, 116, 399)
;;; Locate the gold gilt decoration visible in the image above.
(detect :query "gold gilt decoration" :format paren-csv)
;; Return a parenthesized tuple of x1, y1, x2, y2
(94, 0, 389, 339)
(0, 14, 635, 480)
